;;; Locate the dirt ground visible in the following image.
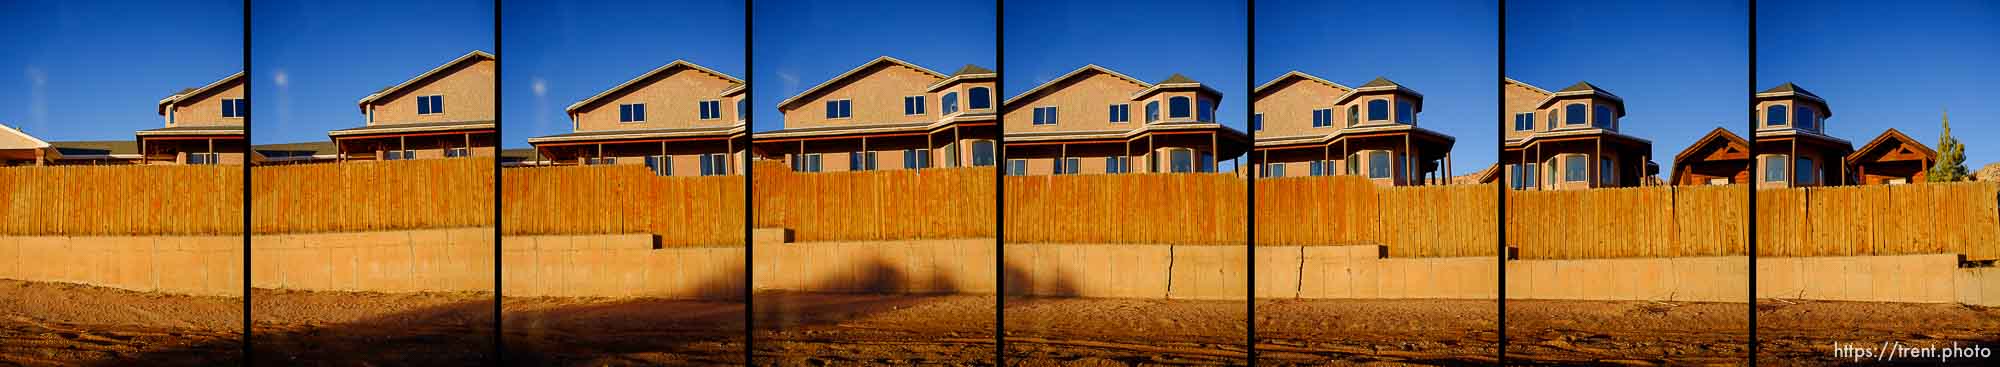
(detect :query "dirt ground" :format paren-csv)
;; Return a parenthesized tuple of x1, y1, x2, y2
(754, 292, 996, 366)
(0, 279, 241, 366)
(1757, 300, 2000, 366)
(1258, 299, 1496, 366)
(504, 296, 745, 365)
(1505, 300, 1747, 365)
(250, 288, 495, 365)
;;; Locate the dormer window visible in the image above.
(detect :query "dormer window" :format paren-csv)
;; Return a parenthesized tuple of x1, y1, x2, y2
(737, 99, 747, 120)
(1196, 99, 1214, 122)
(1395, 100, 1414, 124)
(941, 92, 958, 114)
(620, 103, 646, 122)
(416, 95, 443, 115)
(1564, 103, 1586, 125)
(1766, 104, 1788, 127)
(825, 99, 852, 119)
(1593, 105, 1613, 129)
(1545, 110, 1555, 130)
(1145, 101, 1159, 123)
(968, 87, 991, 109)
(1795, 106, 1817, 131)
(222, 99, 246, 118)
(1169, 96, 1191, 118)
(1367, 100, 1388, 121)
(1347, 105, 1358, 127)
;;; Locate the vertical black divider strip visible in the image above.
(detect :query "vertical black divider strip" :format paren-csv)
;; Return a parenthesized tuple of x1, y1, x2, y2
(241, 0, 253, 363)
(1496, 0, 1509, 364)
(1245, 0, 1258, 364)
(491, 0, 505, 363)
(744, 1, 757, 363)
(1747, 1, 1759, 364)
(993, 0, 1007, 363)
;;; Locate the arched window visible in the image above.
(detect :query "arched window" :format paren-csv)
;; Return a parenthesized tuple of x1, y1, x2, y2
(968, 87, 991, 109)
(1347, 105, 1359, 127)
(1145, 101, 1159, 123)
(1395, 100, 1414, 123)
(1196, 99, 1214, 122)
(1766, 105, 1788, 126)
(941, 92, 959, 114)
(1564, 103, 1587, 125)
(1367, 100, 1389, 121)
(1169, 96, 1191, 118)
(1593, 105, 1613, 129)
(1796, 106, 1817, 131)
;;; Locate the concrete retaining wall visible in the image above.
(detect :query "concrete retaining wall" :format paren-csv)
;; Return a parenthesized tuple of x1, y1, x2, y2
(505, 234, 743, 299)
(1506, 256, 1747, 303)
(0, 235, 242, 296)
(752, 238, 995, 294)
(250, 228, 493, 293)
(1956, 267, 2000, 306)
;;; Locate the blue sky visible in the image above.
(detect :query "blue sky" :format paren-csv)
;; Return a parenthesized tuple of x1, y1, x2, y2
(0, 0, 241, 142)
(1508, 0, 1748, 174)
(1257, 0, 1496, 176)
(250, 0, 492, 145)
(751, 0, 994, 133)
(501, 0, 744, 149)
(1760, 0, 2000, 169)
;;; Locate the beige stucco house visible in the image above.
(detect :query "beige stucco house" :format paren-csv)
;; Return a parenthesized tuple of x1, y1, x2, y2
(324, 50, 497, 162)
(144, 72, 246, 165)
(749, 56, 998, 172)
(1249, 71, 1455, 185)
(1487, 78, 1656, 190)
(525, 60, 747, 176)
(1001, 64, 1246, 175)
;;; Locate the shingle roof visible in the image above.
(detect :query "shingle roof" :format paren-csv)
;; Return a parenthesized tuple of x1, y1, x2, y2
(252, 141, 339, 156)
(50, 140, 138, 155)
(1157, 73, 1199, 84)
(137, 125, 245, 133)
(328, 120, 496, 137)
(1759, 82, 1820, 98)
(1358, 77, 1402, 88)
(949, 64, 995, 76)
(1558, 81, 1608, 93)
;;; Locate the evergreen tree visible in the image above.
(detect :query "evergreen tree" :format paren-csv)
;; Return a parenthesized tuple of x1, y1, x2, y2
(1927, 109, 1969, 182)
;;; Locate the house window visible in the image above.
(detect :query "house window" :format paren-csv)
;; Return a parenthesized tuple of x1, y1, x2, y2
(1593, 105, 1613, 129)
(222, 99, 246, 118)
(585, 156, 614, 165)
(1309, 160, 1324, 176)
(188, 153, 219, 165)
(1766, 104, 1787, 126)
(1006, 159, 1027, 176)
(1346, 154, 1360, 175)
(1109, 104, 1131, 123)
(941, 92, 959, 115)
(1263, 163, 1286, 178)
(620, 103, 646, 122)
(1396, 100, 1414, 123)
(701, 153, 728, 176)
(792, 153, 823, 173)
(1368, 151, 1391, 178)
(1564, 103, 1586, 125)
(1312, 108, 1333, 128)
(737, 99, 747, 120)
(384, 150, 416, 161)
(1106, 156, 1131, 174)
(904, 96, 927, 115)
(968, 87, 991, 109)
(1762, 155, 1786, 182)
(699, 100, 721, 120)
(824, 99, 852, 119)
(1145, 101, 1160, 123)
(1347, 105, 1359, 127)
(1513, 113, 1535, 131)
(1054, 157, 1080, 175)
(1251, 113, 1262, 131)
(1199, 152, 1214, 172)
(971, 140, 995, 166)
(1170, 149, 1193, 173)
(445, 147, 470, 158)
(1564, 155, 1588, 182)
(1197, 99, 1215, 122)
(943, 141, 960, 168)
(1545, 110, 1556, 130)
(1796, 106, 1817, 131)
(1169, 96, 1191, 118)
(644, 155, 672, 176)
(417, 95, 443, 115)
(169, 108, 176, 123)
(848, 151, 877, 171)
(903, 149, 931, 169)
(1523, 163, 1539, 188)
(1032, 106, 1058, 125)
(1794, 157, 1814, 185)
(1600, 158, 1617, 185)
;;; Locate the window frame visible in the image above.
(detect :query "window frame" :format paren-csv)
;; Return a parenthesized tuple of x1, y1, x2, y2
(1367, 151, 1392, 179)
(1347, 105, 1360, 127)
(645, 155, 672, 176)
(699, 100, 721, 120)
(1794, 157, 1815, 185)
(221, 99, 246, 118)
(1109, 103, 1131, 123)
(445, 147, 470, 158)
(1395, 100, 1414, 124)
(1251, 113, 1263, 131)
(1312, 108, 1334, 128)
(941, 92, 959, 115)
(1168, 96, 1191, 118)
(970, 140, 995, 167)
(619, 103, 647, 123)
(1564, 103, 1587, 126)
(1593, 104, 1613, 129)
(1196, 99, 1215, 122)
(1795, 105, 1817, 131)
(1762, 154, 1788, 183)
(1766, 104, 1788, 127)
(1366, 100, 1389, 121)
(1006, 159, 1027, 176)
(1145, 101, 1160, 123)
(1169, 149, 1194, 173)
(903, 95, 927, 116)
(1563, 154, 1589, 182)
(1032, 106, 1059, 125)
(824, 99, 853, 119)
(968, 87, 992, 110)
(416, 95, 444, 115)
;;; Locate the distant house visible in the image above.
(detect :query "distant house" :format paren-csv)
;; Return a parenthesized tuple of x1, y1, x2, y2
(749, 56, 998, 173)
(145, 72, 246, 165)
(1001, 64, 1247, 175)
(1846, 128, 1935, 185)
(1489, 78, 1656, 190)
(525, 60, 746, 175)
(1670, 127, 1751, 186)
(1, 126, 148, 166)
(0, 124, 55, 165)
(1249, 71, 1455, 185)
(328, 50, 497, 161)
(499, 148, 550, 167)
(1753, 83, 1852, 187)
(250, 141, 340, 165)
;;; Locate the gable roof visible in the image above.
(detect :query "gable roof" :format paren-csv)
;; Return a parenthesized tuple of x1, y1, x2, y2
(777, 56, 945, 110)
(356, 50, 496, 111)
(565, 60, 743, 114)
(1004, 64, 1151, 106)
(158, 72, 246, 115)
(926, 64, 997, 92)
(1130, 72, 1222, 101)
(0, 123, 52, 149)
(1504, 77, 1554, 96)
(50, 140, 139, 156)
(1846, 128, 1936, 164)
(1332, 76, 1425, 105)
(1253, 71, 1351, 95)
(1672, 127, 1749, 164)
